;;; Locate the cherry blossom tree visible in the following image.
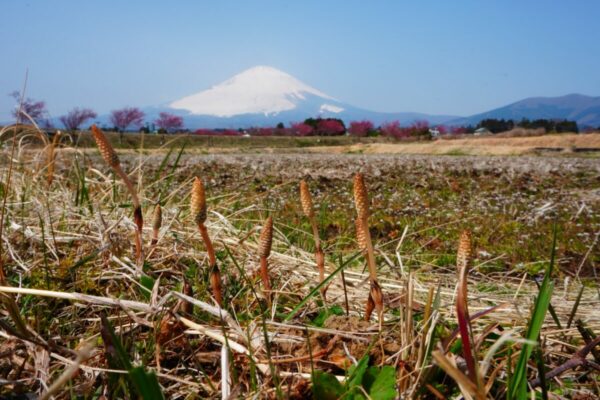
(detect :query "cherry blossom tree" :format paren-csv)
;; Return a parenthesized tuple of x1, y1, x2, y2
(380, 121, 407, 138)
(348, 120, 374, 137)
(451, 126, 467, 135)
(409, 120, 430, 136)
(154, 112, 183, 133)
(316, 119, 345, 136)
(110, 107, 145, 142)
(255, 127, 275, 136)
(59, 108, 97, 131)
(9, 91, 48, 124)
(290, 122, 314, 136)
(110, 107, 145, 131)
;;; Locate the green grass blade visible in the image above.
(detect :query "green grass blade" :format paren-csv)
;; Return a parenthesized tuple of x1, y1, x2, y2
(153, 145, 174, 181)
(100, 314, 133, 371)
(129, 367, 165, 400)
(534, 336, 548, 400)
(100, 314, 165, 399)
(508, 223, 557, 399)
(535, 279, 562, 330)
(158, 142, 185, 203)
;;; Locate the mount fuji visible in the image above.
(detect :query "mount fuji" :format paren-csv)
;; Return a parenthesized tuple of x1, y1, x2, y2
(141, 66, 458, 129)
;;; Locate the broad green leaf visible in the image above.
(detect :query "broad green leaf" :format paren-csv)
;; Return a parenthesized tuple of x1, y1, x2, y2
(312, 370, 345, 400)
(346, 355, 370, 391)
(139, 275, 155, 300)
(129, 367, 165, 400)
(367, 366, 397, 400)
(361, 366, 378, 393)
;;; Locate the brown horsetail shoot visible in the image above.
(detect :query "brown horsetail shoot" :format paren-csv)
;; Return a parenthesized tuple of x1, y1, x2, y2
(191, 176, 222, 306)
(91, 124, 144, 267)
(258, 216, 273, 305)
(353, 172, 383, 321)
(299, 179, 327, 299)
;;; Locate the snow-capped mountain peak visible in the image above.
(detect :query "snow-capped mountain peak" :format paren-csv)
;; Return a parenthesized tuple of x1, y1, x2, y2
(169, 66, 335, 117)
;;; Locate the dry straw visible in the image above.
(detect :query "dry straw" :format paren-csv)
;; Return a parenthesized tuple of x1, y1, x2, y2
(191, 177, 222, 306)
(91, 125, 144, 266)
(46, 131, 61, 185)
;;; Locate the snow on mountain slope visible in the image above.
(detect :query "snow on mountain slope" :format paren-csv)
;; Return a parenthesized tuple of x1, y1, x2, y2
(320, 104, 344, 113)
(169, 66, 335, 117)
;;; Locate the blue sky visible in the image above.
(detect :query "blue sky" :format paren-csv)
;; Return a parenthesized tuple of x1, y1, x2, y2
(1, 1, 599, 121)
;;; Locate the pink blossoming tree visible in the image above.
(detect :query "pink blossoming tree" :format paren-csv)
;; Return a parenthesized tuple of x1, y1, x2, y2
(380, 121, 407, 138)
(316, 119, 345, 136)
(10, 91, 48, 125)
(110, 107, 145, 131)
(155, 112, 183, 133)
(60, 108, 97, 131)
(348, 120, 374, 137)
(290, 122, 314, 136)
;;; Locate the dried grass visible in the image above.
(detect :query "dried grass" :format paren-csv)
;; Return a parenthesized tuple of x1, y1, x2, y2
(306, 133, 600, 156)
(0, 126, 598, 398)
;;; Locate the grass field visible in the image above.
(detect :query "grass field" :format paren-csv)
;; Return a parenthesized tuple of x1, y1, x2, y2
(0, 124, 599, 398)
(7, 126, 599, 156)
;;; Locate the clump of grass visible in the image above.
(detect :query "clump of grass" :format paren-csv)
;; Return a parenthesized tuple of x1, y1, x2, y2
(353, 173, 384, 321)
(507, 225, 556, 399)
(299, 179, 327, 299)
(191, 176, 222, 306)
(91, 124, 144, 267)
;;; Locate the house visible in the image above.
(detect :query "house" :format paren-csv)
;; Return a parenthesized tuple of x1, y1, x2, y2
(474, 127, 492, 136)
(429, 128, 440, 138)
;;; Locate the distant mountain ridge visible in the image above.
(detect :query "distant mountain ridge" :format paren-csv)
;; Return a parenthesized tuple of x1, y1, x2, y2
(449, 94, 600, 128)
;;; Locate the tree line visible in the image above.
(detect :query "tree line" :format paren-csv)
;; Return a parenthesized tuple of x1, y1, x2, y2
(6, 91, 588, 137)
(8, 91, 183, 133)
(473, 118, 579, 134)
